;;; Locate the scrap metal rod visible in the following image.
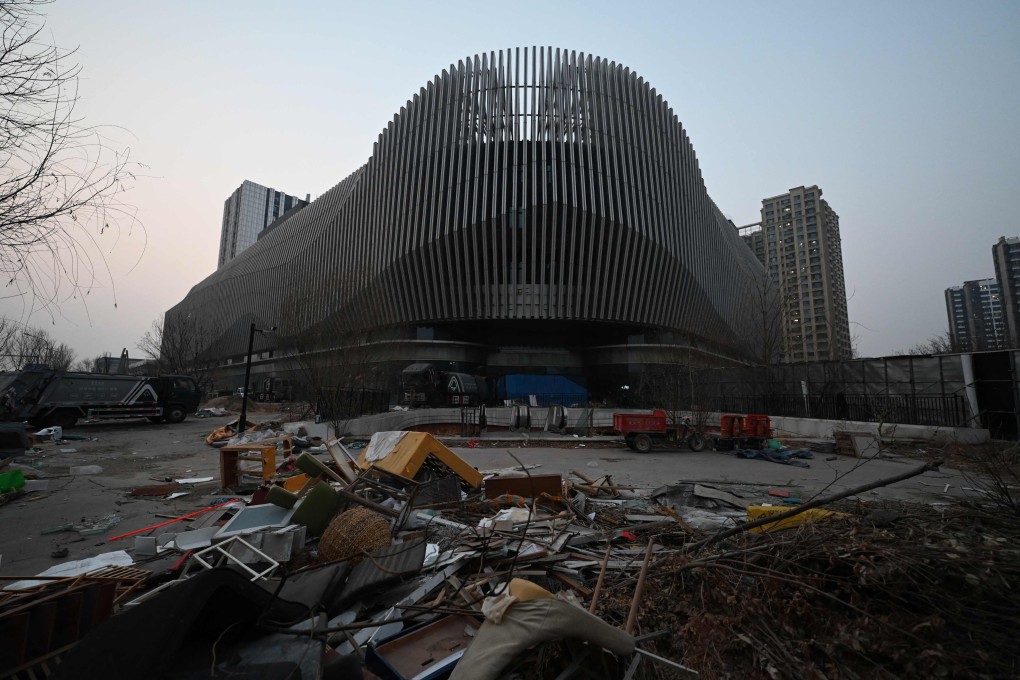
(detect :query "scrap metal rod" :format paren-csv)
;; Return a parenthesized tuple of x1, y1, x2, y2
(106, 499, 238, 542)
(588, 544, 613, 614)
(625, 539, 655, 634)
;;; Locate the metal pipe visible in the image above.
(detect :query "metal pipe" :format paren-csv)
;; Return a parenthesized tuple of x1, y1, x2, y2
(238, 322, 256, 435)
(238, 322, 276, 435)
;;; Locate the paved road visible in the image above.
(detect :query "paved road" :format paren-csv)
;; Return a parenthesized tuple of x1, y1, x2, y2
(451, 443, 965, 503)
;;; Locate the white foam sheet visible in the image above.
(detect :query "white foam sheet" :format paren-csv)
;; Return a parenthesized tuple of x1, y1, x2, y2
(5, 550, 133, 590)
(364, 431, 409, 463)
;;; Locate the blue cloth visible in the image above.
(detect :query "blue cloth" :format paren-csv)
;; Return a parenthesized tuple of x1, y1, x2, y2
(735, 448, 814, 468)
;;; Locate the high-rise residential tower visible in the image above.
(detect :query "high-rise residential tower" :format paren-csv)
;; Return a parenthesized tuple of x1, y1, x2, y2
(992, 236, 1020, 347)
(218, 180, 307, 268)
(945, 285, 970, 351)
(945, 279, 1005, 351)
(741, 185, 852, 362)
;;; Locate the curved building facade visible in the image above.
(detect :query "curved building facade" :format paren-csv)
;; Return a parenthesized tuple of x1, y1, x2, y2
(168, 47, 770, 401)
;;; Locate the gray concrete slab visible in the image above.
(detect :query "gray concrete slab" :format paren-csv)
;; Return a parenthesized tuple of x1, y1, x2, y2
(449, 444, 968, 506)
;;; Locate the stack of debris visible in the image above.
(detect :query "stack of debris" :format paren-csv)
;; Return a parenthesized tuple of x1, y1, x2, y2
(2, 426, 1017, 680)
(807, 439, 836, 455)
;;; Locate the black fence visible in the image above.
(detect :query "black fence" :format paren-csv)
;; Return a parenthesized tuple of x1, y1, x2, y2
(704, 393, 968, 428)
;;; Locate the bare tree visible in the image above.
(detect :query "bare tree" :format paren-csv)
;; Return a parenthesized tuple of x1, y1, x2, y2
(278, 273, 394, 436)
(0, 321, 73, 370)
(738, 263, 785, 366)
(137, 314, 219, 388)
(635, 343, 712, 434)
(69, 355, 93, 372)
(1, 0, 141, 312)
(898, 330, 958, 356)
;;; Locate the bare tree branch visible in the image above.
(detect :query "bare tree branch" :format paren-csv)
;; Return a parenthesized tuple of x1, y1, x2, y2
(137, 314, 220, 389)
(0, 0, 143, 315)
(278, 271, 394, 434)
(896, 330, 959, 356)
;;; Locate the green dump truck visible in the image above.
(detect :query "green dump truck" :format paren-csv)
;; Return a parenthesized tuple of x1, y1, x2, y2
(0, 365, 202, 428)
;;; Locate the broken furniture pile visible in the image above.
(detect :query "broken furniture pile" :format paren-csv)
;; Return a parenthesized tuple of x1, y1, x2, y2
(3, 428, 1019, 679)
(2, 430, 695, 678)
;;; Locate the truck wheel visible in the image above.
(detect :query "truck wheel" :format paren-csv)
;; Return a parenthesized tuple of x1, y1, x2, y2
(48, 410, 78, 429)
(624, 434, 636, 451)
(689, 433, 706, 452)
(633, 434, 652, 454)
(164, 406, 187, 424)
(147, 416, 165, 423)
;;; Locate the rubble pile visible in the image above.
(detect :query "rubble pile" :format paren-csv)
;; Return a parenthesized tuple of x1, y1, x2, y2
(596, 504, 1020, 679)
(1, 426, 1017, 680)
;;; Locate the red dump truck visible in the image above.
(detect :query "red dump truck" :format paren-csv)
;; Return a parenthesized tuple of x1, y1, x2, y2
(0, 365, 202, 428)
(614, 409, 706, 453)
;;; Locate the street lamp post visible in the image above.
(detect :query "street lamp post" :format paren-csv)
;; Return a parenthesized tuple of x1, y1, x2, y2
(238, 322, 276, 435)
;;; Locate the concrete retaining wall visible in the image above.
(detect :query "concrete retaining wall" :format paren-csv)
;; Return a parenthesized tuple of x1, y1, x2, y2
(340, 407, 989, 445)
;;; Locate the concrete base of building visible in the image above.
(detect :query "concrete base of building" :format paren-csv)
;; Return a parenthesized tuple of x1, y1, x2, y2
(337, 407, 989, 445)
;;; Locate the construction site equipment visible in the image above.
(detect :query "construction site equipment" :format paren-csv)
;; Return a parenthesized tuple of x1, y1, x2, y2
(613, 409, 706, 453)
(714, 413, 773, 451)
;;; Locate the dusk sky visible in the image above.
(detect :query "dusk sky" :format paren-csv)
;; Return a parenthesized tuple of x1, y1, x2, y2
(5, 0, 1019, 361)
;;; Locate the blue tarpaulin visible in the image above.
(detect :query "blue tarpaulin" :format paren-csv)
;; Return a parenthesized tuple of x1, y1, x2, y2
(497, 375, 587, 407)
(735, 448, 815, 468)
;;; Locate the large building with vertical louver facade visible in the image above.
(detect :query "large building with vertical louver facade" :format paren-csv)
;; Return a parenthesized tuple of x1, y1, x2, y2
(166, 47, 772, 401)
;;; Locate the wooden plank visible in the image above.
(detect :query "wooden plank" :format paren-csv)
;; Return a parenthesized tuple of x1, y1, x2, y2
(552, 572, 593, 598)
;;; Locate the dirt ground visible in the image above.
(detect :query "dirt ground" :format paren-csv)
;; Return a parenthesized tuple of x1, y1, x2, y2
(0, 412, 989, 580)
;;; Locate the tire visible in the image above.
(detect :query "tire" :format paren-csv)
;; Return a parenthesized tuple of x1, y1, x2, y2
(164, 405, 187, 424)
(47, 409, 78, 429)
(147, 416, 165, 423)
(689, 433, 706, 452)
(624, 434, 636, 451)
(633, 433, 653, 454)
